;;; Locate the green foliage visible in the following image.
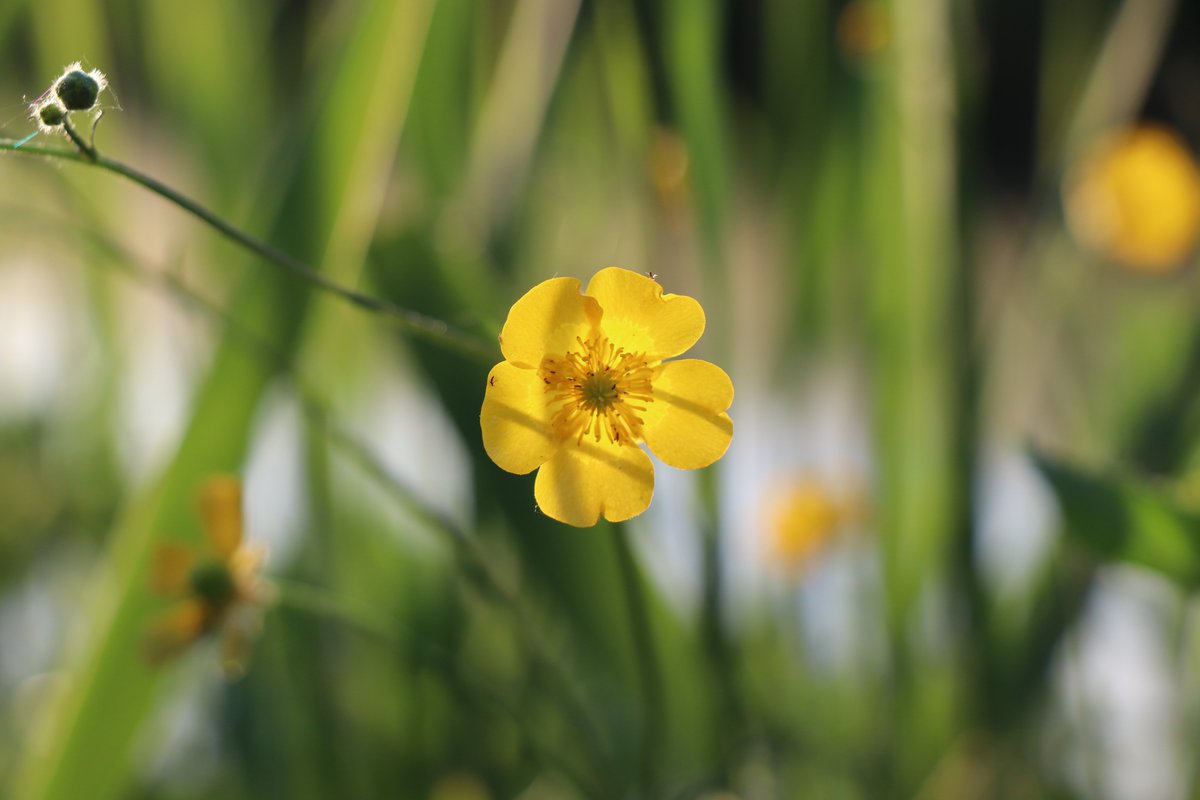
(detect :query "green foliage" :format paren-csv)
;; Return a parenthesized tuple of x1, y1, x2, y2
(1037, 454, 1200, 587)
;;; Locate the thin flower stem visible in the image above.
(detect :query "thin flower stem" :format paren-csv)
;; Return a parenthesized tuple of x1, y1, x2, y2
(611, 522, 664, 794)
(0, 136, 498, 363)
(60, 117, 96, 161)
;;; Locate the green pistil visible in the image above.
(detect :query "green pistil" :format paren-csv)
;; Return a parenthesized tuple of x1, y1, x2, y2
(189, 560, 237, 607)
(582, 371, 618, 407)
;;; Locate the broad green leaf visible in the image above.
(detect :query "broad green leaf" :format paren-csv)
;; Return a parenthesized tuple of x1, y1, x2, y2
(1037, 454, 1200, 586)
(862, 0, 959, 639)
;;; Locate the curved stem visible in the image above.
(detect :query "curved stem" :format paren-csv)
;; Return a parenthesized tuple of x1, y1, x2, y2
(0, 136, 497, 363)
(60, 118, 96, 161)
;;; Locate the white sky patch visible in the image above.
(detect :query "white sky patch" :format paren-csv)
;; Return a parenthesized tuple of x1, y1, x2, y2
(0, 543, 96, 761)
(636, 455, 701, 615)
(243, 384, 308, 569)
(0, 555, 75, 686)
(114, 276, 207, 487)
(792, 538, 886, 676)
(1055, 568, 1185, 800)
(974, 446, 1060, 598)
(0, 259, 75, 420)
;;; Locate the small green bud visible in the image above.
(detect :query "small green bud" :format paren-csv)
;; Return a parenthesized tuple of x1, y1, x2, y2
(56, 71, 99, 110)
(52, 62, 106, 111)
(37, 101, 65, 128)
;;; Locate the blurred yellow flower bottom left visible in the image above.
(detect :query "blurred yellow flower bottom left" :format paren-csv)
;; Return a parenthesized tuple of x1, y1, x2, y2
(145, 475, 271, 678)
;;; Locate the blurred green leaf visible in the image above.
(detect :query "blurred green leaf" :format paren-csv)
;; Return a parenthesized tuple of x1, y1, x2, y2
(1036, 453, 1200, 586)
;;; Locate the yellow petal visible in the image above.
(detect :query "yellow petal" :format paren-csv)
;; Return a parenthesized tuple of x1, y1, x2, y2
(534, 438, 654, 527)
(143, 599, 209, 664)
(199, 475, 243, 559)
(229, 543, 268, 596)
(500, 277, 602, 369)
(641, 359, 733, 469)
(585, 267, 705, 360)
(481, 362, 560, 474)
(150, 543, 194, 596)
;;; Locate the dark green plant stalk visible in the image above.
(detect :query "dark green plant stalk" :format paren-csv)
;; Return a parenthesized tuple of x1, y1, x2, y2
(697, 466, 743, 778)
(611, 522, 664, 794)
(60, 117, 96, 160)
(0, 136, 497, 363)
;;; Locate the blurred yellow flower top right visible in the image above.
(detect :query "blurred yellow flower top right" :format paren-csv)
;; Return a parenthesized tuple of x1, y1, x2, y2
(1064, 124, 1200, 272)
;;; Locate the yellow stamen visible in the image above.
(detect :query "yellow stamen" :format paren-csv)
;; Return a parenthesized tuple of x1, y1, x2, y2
(540, 335, 655, 446)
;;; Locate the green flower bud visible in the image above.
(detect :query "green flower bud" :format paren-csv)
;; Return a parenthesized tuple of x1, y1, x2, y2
(36, 100, 65, 129)
(56, 71, 98, 110)
(31, 99, 66, 131)
(53, 62, 106, 111)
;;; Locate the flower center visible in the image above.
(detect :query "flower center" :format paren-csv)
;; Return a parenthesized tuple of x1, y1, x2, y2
(189, 560, 237, 608)
(540, 335, 655, 446)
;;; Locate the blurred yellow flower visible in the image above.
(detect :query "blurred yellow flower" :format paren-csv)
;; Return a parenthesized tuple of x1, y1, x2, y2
(429, 773, 491, 800)
(1064, 124, 1200, 271)
(481, 267, 733, 527)
(145, 475, 271, 677)
(837, 0, 890, 61)
(766, 479, 844, 575)
(648, 127, 690, 214)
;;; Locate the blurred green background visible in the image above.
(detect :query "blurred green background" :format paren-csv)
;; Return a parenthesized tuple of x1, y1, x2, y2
(2, 0, 1200, 798)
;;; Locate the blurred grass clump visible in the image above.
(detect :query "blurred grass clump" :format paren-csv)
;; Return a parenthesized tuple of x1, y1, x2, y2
(1, 1, 1200, 799)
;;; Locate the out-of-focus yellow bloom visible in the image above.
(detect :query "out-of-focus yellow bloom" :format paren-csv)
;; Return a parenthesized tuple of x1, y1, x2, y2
(648, 127, 690, 214)
(766, 479, 844, 575)
(1064, 124, 1200, 271)
(481, 267, 733, 527)
(837, 0, 890, 61)
(430, 773, 491, 800)
(145, 475, 271, 677)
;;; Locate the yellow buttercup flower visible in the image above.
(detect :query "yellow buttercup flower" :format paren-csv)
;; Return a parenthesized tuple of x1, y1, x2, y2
(481, 267, 733, 527)
(1065, 124, 1200, 271)
(145, 475, 271, 677)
